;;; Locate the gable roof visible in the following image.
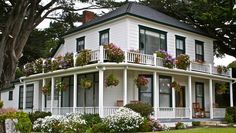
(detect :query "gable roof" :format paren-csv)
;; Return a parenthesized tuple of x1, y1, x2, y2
(64, 2, 211, 38)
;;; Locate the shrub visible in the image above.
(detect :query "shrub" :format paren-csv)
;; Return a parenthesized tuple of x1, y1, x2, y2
(176, 54, 190, 70)
(15, 67, 24, 78)
(125, 102, 153, 117)
(89, 123, 110, 133)
(28, 111, 51, 124)
(104, 43, 124, 63)
(63, 52, 74, 69)
(0, 101, 3, 109)
(175, 121, 186, 129)
(43, 58, 52, 72)
(81, 114, 102, 128)
(225, 113, 234, 123)
(24, 62, 34, 76)
(15, 112, 32, 133)
(34, 58, 43, 73)
(103, 107, 144, 132)
(225, 107, 236, 123)
(192, 121, 200, 126)
(138, 118, 152, 132)
(76, 49, 91, 66)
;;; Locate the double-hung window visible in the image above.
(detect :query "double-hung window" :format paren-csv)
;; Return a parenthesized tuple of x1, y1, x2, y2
(76, 37, 85, 52)
(138, 75, 153, 106)
(26, 84, 34, 109)
(99, 29, 109, 45)
(159, 76, 172, 107)
(176, 35, 185, 57)
(19, 86, 23, 109)
(139, 25, 167, 54)
(9, 91, 13, 101)
(195, 40, 204, 62)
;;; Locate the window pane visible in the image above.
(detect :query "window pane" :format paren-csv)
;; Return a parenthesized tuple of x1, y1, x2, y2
(140, 93, 152, 105)
(159, 76, 171, 107)
(160, 94, 170, 107)
(76, 38, 85, 52)
(100, 32, 109, 45)
(160, 78, 171, 93)
(26, 84, 34, 109)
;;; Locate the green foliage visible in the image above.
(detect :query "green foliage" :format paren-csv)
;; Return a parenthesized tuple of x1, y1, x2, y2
(89, 123, 111, 133)
(138, 118, 152, 132)
(225, 113, 234, 123)
(105, 74, 119, 87)
(15, 67, 24, 78)
(15, 112, 32, 133)
(192, 121, 201, 126)
(81, 114, 102, 128)
(0, 101, 3, 108)
(175, 121, 185, 129)
(104, 43, 124, 63)
(125, 102, 153, 117)
(28, 111, 52, 124)
(76, 49, 91, 66)
(228, 61, 236, 68)
(176, 54, 190, 70)
(225, 107, 236, 123)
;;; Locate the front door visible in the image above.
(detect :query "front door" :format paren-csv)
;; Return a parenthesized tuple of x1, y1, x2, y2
(175, 86, 186, 107)
(138, 75, 153, 106)
(195, 82, 204, 109)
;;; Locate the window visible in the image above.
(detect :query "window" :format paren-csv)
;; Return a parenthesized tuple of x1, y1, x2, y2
(8, 91, 13, 100)
(159, 76, 172, 107)
(176, 35, 185, 57)
(61, 76, 74, 107)
(138, 75, 153, 106)
(76, 37, 85, 52)
(99, 29, 109, 45)
(19, 86, 23, 109)
(195, 40, 204, 62)
(215, 83, 230, 108)
(139, 25, 167, 54)
(195, 82, 204, 109)
(26, 84, 34, 109)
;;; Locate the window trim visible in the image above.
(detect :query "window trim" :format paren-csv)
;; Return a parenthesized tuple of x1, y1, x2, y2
(76, 36, 85, 52)
(139, 25, 167, 53)
(195, 82, 205, 109)
(195, 40, 204, 62)
(159, 75, 172, 107)
(138, 74, 153, 106)
(26, 84, 34, 109)
(99, 28, 110, 45)
(8, 91, 13, 101)
(18, 85, 23, 109)
(175, 35, 186, 57)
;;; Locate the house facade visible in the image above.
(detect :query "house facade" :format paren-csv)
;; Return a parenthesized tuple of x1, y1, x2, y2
(1, 2, 235, 119)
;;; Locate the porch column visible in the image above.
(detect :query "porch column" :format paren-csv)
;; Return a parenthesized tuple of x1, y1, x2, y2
(153, 71, 157, 118)
(42, 79, 46, 111)
(23, 81, 26, 111)
(99, 68, 104, 118)
(172, 77, 176, 108)
(123, 67, 128, 105)
(188, 76, 192, 119)
(230, 81, 234, 107)
(209, 79, 213, 119)
(73, 74, 77, 113)
(50, 77, 55, 113)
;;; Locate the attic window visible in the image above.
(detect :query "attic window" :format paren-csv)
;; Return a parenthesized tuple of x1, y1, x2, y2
(99, 29, 109, 45)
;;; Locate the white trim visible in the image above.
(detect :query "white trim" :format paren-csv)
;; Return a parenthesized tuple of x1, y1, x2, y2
(123, 68, 128, 105)
(153, 71, 157, 118)
(230, 81, 234, 107)
(209, 78, 213, 119)
(50, 77, 55, 113)
(23, 81, 26, 110)
(172, 77, 175, 108)
(99, 68, 104, 118)
(42, 79, 45, 111)
(73, 74, 77, 112)
(188, 76, 192, 119)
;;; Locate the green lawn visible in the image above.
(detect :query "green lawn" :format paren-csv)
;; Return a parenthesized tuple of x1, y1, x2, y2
(161, 127, 236, 133)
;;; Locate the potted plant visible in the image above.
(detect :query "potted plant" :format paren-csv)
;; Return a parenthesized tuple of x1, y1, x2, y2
(195, 59, 205, 64)
(76, 49, 91, 66)
(41, 84, 51, 95)
(176, 54, 190, 70)
(216, 65, 228, 74)
(24, 62, 34, 76)
(63, 52, 73, 68)
(56, 81, 68, 92)
(216, 83, 227, 94)
(104, 43, 124, 63)
(171, 81, 182, 92)
(156, 50, 175, 68)
(43, 58, 52, 72)
(105, 74, 119, 87)
(52, 57, 60, 70)
(34, 58, 43, 73)
(135, 75, 149, 88)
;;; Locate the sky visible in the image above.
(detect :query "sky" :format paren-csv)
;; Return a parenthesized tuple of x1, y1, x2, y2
(37, 0, 236, 66)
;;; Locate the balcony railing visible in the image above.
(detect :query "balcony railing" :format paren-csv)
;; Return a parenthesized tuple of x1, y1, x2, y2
(34, 46, 231, 78)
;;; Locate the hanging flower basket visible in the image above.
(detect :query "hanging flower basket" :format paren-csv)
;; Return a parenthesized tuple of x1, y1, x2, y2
(135, 75, 149, 88)
(216, 83, 227, 95)
(80, 78, 93, 89)
(171, 81, 181, 92)
(41, 84, 51, 95)
(216, 65, 228, 74)
(56, 81, 68, 92)
(105, 74, 119, 87)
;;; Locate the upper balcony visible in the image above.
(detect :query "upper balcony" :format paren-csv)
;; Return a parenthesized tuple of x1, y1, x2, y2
(23, 45, 232, 79)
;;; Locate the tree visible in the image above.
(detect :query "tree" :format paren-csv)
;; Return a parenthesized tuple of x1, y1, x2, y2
(0, 0, 102, 88)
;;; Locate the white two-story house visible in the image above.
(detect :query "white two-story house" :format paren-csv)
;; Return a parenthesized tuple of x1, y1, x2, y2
(1, 2, 235, 120)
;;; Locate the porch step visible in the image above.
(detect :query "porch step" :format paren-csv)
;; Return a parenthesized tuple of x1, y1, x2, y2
(200, 121, 224, 126)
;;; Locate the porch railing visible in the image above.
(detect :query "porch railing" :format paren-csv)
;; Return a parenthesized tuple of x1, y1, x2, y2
(213, 108, 226, 118)
(156, 107, 190, 119)
(103, 106, 119, 117)
(75, 107, 99, 114)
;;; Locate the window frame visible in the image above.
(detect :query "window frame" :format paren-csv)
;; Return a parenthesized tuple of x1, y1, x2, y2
(18, 85, 23, 109)
(139, 25, 167, 54)
(195, 82, 204, 109)
(99, 28, 110, 45)
(76, 36, 85, 53)
(8, 91, 13, 101)
(175, 35, 186, 57)
(159, 75, 172, 107)
(26, 84, 34, 109)
(138, 74, 153, 106)
(195, 40, 204, 62)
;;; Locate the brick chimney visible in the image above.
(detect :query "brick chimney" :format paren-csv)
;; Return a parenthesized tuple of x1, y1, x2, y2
(82, 10, 95, 23)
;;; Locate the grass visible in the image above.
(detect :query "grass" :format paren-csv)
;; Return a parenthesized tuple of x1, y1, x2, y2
(161, 127, 236, 133)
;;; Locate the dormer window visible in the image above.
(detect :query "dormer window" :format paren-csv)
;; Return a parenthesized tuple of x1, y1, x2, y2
(99, 29, 109, 45)
(76, 37, 85, 52)
(195, 40, 204, 62)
